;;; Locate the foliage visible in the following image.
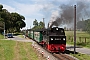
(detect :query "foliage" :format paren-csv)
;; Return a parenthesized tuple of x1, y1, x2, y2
(85, 19, 90, 33)
(9, 13, 26, 32)
(0, 4, 26, 33)
(77, 19, 90, 33)
(39, 21, 45, 28)
(77, 20, 86, 31)
(33, 19, 38, 26)
(32, 19, 45, 30)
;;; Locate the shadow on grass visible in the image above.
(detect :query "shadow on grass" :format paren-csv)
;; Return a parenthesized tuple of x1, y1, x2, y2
(54, 50, 78, 54)
(65, 50, 78, 54)
(65, 45, 82, 54)
(77, 42, 86, 46)
(13, 34, 20, 36)
(13, 33, 23, 36)
(66, 46, 82, 49)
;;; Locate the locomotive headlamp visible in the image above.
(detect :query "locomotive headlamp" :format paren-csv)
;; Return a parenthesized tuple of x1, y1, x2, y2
(51, 38, 53, 40)
(56, 28, 58, 30)
(63, 38, 65, 41)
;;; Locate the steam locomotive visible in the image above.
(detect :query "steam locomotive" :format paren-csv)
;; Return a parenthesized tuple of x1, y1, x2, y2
(23, 27, 66, 53)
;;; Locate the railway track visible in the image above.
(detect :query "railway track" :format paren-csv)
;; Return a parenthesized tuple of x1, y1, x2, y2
(38, 43, 77, 60)
(27, 37, 77, 60)
(53, 53, 76, 60)
(28, 37, 77, 60)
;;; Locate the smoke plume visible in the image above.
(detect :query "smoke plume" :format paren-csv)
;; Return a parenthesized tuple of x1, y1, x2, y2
(48, 0, 90, 28)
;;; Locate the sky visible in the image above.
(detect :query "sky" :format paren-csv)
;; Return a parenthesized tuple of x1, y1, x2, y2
(0, 0, 90, 29)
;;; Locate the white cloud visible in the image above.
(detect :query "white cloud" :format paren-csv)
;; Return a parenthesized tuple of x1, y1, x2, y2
(3, 0, 89, 28)
(3, 4, 16, 12)
(25, 18, 34, 27)
(1, 1, 46, 28)
(11, 1, 58, 28)
(12, 2, 44, 16)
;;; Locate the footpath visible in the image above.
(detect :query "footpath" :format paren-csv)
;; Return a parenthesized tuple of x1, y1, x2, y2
(66, 44, 90, 55)
(5, 36, 90, 56)
(10, 36, 90, 55)
(17, 36, 90, 55)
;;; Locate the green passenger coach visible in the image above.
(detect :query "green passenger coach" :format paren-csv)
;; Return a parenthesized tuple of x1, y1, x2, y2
(28, 30, 31, 37)
(34, 31, 43, 43)
(30, 31, 34, 39)
(25, 29, 44, 45)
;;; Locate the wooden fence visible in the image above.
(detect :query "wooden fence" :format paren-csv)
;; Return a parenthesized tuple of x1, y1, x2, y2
(67, 36, 90, 43)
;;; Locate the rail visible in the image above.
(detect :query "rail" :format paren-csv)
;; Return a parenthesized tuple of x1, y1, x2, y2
(53, 53, 76, 60)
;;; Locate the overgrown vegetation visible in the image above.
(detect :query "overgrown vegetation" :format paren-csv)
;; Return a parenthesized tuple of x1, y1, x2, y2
(65, 31, 90, 48)
(0, 40, 44, 60)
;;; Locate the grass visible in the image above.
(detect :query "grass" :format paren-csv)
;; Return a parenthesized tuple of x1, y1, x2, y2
(0, 40, 44, 60)
(61, 31, 90, 60)
(13, 32, 24, 38)
(17, 35, 24, 38)
(70, 53, 90, 60)
(0, 40, 15, 60)
(0, 34, 4, 39)
(65, 31, 90, 48)
(65, 31, 90, 37)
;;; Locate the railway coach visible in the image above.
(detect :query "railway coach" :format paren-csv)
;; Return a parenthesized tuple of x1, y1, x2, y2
(26, 29, 44, 45)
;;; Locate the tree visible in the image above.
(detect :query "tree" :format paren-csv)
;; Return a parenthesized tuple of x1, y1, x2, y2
(39, 21, 45, 29)
(33, 19, 38, 26)
(32, 19, 45, 30)
(1, 9, 11, 31)
(85, 19, 90, 33)
(0, 5, 3, 11)
(77, 20, 86, 31)
(64, 27, 66, 31)
(0, 4, 26, 33)
(0, 5, 4, 32)
(77, 19, 90, 34)
(0, 4, 3, 22)
(10, 13, 26, 32)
